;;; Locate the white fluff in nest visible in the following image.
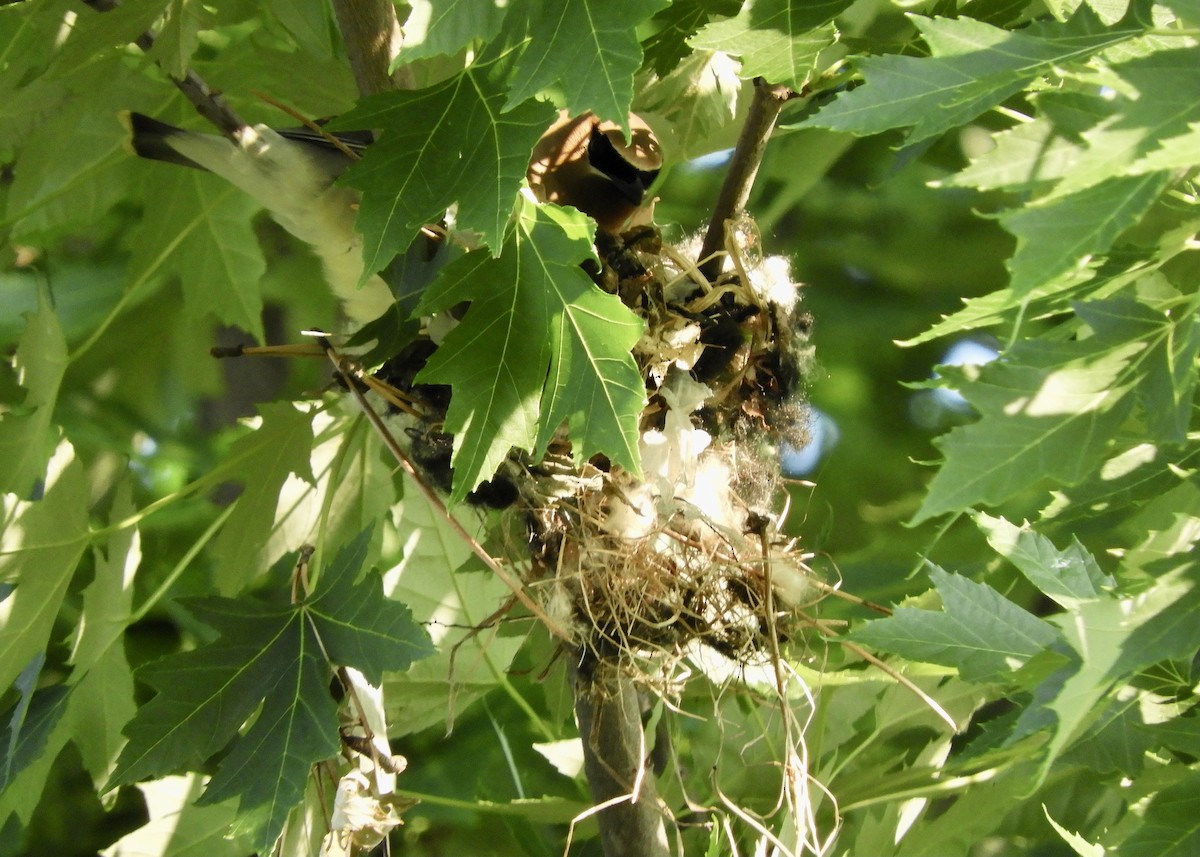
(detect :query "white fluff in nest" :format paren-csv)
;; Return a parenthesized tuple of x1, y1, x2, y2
(605, 479, 660, 540)
(678, 451, 744, 534)
(768, 550, 813, 607)
(642, 375, 714, 489)
(749, 254, 800, 313)
(606, 374, 718, 541)
(326, 769, 404, 853)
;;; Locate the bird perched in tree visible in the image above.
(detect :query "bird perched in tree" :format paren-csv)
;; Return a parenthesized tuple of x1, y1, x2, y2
(122, 111, 394, 324)
(526, 111, 662, 234)
(123, 108, 663, 320)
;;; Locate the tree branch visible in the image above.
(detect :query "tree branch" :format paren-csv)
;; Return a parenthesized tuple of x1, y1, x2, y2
(574, 657, 672, 857)
(79, 0, 247, 138)
(329, 0, 412, 96)
(697, 78, 797, 283)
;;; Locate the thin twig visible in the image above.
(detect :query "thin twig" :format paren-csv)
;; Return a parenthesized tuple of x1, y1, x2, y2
(80, 0, 247, 138)
(250, 90, 364, 161)
(800, 610, 959, 733)
(804, 577, 894, 616)
(697, 78, 798, 283)
(316, 336, 574, 643)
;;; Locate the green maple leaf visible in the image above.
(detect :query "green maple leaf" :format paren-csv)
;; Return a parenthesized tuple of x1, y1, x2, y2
(103, 775, 247, 857)
(1012, 565, 1200, 786)
(642, 0, 743, 77)
(912, 328, 1142, 523)
(0, 285, 66, 498)
(1075, 296, 1200, 444)
(5, 60, 140, 242)
(1117, 770, 1200, 857)
(333, 59, 557, 277)
(125, 166, 267, 341)
(384, 491, 525, 734)
(414, 199, 644, 501)
(689, 0, 853, 89)
(0, 655, 69, 796)
(975, 513, 1113, 610)
(916, 287, 1200, 522)
(998, 172, 1169, 296)
(394, 0, 508, 63)
(106, 529, 434, 852)
(1049, 47, 1200, 199)
(941, 91, 1107, 193)
(849, 565, 1060, 684)
(0, 440, 89, 696)
(802, 4, 1147, 143)
(210, 402, 316, 595)
(147, 0, 205, 78)
(502, 0, 669, 121)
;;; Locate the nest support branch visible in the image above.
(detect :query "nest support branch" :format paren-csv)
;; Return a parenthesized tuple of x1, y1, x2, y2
(697, 78, 797, 283)
(573, 656, 673, 857)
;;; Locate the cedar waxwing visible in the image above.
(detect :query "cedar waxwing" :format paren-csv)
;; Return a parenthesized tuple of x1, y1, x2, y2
(526, 111, 662, 233)
(122, 112, 393, 323)
(123, 109, 663, 320)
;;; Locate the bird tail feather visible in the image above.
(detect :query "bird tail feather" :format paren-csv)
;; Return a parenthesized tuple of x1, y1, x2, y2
(120, 112, 209, 172)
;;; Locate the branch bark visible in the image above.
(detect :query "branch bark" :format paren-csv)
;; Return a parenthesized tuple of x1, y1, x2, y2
(80, 0, 247, 138)
(329, 0, 412, 96)
(696, 78, 797, 283)
(574, 656, 671, 857)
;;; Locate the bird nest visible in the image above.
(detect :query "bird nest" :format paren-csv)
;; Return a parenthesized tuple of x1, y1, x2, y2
(536, 218, 813, 672)
(383, 215, 815, 674)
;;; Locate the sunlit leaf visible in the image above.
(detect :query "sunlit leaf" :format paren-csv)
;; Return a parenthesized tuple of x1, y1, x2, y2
(1048, 47, 1200, 199)
(849, 565, 1060, 683)
(689, 0, 851, 89)
(0, 656, 68, 795)
(0, 441, 89, 696)
(381, 487, 525, 734)
(0, 286, 66, 498)
(998, 172, 1169, 296)
(333, 60, 557, 274)
(102, 774, 246, 857)
(802, 5, 1146, 143)
(913, 333, 1140, 523)
(211, 403, 316, 596)
(107, 530, 434, 852)
(414, 199, 644, 500)
(395, 0, 509, 63)
(1115, 770, 1200, 857)
(68, 482, 140, 785)
(642, 0, 743, 76)
(1015, 565, 1200, 783)
(1075, 297, 1200, 444)
(975, 513, 1113, 609)
(503, 0, 670, 121)
(941, 92, 1106, 193)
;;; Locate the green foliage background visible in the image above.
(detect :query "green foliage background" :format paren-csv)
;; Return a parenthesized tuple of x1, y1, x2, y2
(3, 0, 1200, 855)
